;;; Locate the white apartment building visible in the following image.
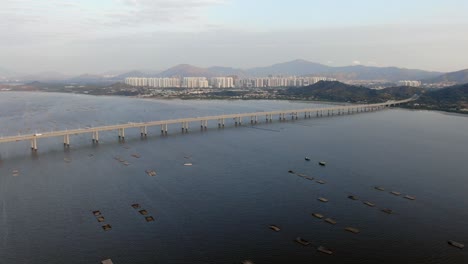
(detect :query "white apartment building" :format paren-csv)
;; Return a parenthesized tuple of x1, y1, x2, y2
(183, 77, 209, 88)
(210, 77, 234, 88)
(125, 77, 181, 88)
(397, 80, 422, 87)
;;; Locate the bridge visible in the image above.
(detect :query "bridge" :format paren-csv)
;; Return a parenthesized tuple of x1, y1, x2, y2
(0, 97, 415, 151)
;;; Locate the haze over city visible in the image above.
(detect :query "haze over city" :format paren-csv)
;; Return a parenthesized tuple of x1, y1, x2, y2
(2, 0, 468, 74)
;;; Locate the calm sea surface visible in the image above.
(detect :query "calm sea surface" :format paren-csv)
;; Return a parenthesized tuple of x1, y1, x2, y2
(0, 92, 467, 264)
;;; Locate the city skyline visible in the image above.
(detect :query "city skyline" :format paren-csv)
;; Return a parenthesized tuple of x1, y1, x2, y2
(1, 0, 468, 74)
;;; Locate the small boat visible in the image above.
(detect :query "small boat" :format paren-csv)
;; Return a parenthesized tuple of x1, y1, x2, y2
(305, 177, 315, 181)
(348, 195, 359, 200)
(390, 191, 401, 196)
(317, 246, 333, 255)
(316, 180, 326, 184)
(184, 163, 193, 166)
(101, 259, 114, 264)
(97, 216, 105, 222)
(102, 224, 112, 231)
(305, 157, 311, 161)
(145, 216, 155, 222)
(319, 161, 326, 166)
(448, 240, 464, 249)
(139, 210, 148, 215)
(345, 227, 360, 234)
(318, 197, 329, 203)
(295, 237, 310, 246)
(269, 225, 281, 232)
(374, 186, 385, 191)
(288, 170, 295, 174)
(131, 153, 141, 158)
(131, 203, 141, 209)
(381, 208, 394, 214)
(363, 201, 375, 207)
(312, 213, 324, 219)
(242, 260, 255, 264)
(297, 173, 307, 177)
(404, 195, 416, 200)
(324, 218, 337, 225)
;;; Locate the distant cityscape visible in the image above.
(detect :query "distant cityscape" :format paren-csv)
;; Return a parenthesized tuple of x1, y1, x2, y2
(125, 76, 340, 88)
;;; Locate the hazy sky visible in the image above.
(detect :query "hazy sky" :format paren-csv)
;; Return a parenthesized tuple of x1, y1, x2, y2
(1, 0, 468, 74)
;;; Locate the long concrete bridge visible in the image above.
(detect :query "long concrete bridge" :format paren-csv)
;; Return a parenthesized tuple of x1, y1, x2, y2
(0, 97, 415, 151)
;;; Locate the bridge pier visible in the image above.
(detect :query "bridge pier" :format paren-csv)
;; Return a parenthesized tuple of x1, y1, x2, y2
(140, 126, 147, 137)
(63, 134, 70, 147)
(118, 128, 125, 140)
(30, 138, 38, 151)
(92, 131, 99, 143)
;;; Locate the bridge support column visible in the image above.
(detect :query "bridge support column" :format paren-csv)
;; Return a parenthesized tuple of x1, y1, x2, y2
(140, 126, 147, 137)
(64, 134, 70, 147)
(92, 131, 99, 143)
(31, 138, 38, 151)
(118, 128, 125, 140)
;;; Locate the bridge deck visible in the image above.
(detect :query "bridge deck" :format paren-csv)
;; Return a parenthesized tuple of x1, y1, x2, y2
(0, 98, 414, 144)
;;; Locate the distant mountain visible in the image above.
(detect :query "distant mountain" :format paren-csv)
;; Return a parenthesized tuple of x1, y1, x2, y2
(423, 69, 468, 84)
(158, 64, 212, 77)
(247, 59, 330, 76)
(206, 66, 246, 77)
(246, 59, 441, 81)
(280, 81, 424, 103)
(323, 65, 441, 82)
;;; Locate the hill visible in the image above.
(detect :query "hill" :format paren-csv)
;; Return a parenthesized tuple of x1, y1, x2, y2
(416, 83, 468, 111)
(423, 69, 468, 84)
(280, 81, 424, 103)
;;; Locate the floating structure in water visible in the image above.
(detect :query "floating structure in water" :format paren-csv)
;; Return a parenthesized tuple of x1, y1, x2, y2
(295, 237, 310, 246)
(324, 218, 337, 225)
(93, 210, 102, 216)
(374, 186, 385, 191)
(288, 170, 295, 174)
(184, 163, 193, 166)
(318, 197, 329, 203)
(131, 203, 141, 209)
(12, 169, 19, 177)
(241, 260, 255, 264)
(448, 240, 464, 249)
(305, 157, 310, 161)
(145, 170, 157, 176)
(145, 216, 155, 222)
(269, 225, 281, 232)
(363, 201, 375, 207)
(381, 208, 394, 214)
(101, 259, 114, 264)
(348, 195, 359, 200)
(312, 213, 324, 219)
(319, 161, 326, 166)
(102, 224, 112, 231)
(316, 180, 326, 184)
(131, 153, 141, 158)
(139, 210, 148, 215)
(317, 246, 333, 255)
(97, 216, 105, 223)
(390, 191, 401, 196)
(345, 227, 360, 234)
(404, 195, 416, 200)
